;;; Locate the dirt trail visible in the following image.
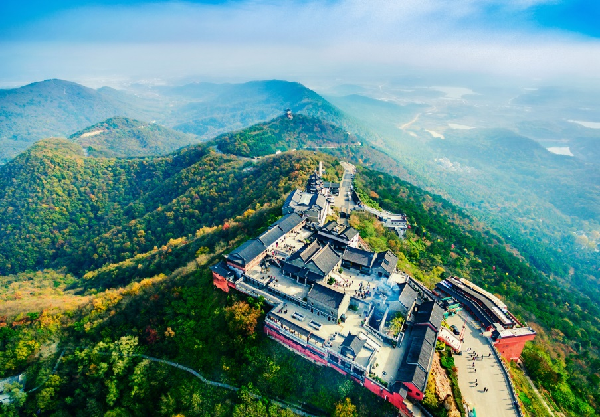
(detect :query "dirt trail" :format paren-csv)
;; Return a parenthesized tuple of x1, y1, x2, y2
(399, 113, 421, 130)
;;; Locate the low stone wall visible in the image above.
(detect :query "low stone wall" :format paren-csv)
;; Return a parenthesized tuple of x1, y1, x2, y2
(487, 339, 524, 417)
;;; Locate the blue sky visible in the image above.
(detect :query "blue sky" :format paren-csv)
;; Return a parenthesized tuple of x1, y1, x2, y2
(0, 0, 599, 86)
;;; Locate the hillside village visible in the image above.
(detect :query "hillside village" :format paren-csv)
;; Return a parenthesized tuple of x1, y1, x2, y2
(211, 161, 537, 416)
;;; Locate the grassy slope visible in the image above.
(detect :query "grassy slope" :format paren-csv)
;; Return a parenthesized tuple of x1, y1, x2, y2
(70, 117, 199, 158)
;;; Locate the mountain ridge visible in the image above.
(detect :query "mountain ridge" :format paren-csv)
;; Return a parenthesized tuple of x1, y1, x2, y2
(212, 113, 360, 157)
(70, 116, 199, 158)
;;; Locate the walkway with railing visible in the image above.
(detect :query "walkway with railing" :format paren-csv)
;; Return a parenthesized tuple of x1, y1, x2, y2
(487, 339, 524, 417)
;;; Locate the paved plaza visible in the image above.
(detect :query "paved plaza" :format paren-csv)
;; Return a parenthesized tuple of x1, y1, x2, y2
(446, 313, 519, 417)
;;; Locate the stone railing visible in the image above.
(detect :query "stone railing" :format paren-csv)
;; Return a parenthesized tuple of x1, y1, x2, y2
(235, 281, 281, 306)
(241, 274, 308, 308)
(487, 338, 524, 417)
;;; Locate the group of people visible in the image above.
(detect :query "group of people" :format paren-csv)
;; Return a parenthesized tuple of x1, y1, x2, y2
(333, 279, 352, 289)
(467, 348, 492, 393)
(354, 282, 373, 299)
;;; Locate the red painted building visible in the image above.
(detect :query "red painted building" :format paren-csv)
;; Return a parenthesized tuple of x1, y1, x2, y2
(491, 325, 536, 361)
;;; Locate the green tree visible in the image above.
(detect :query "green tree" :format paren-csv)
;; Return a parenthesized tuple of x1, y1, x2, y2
(333, 398, 357, 417)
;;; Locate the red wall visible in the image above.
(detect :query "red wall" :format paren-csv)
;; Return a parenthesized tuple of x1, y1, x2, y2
(404, 382, 424, 401)
(265, 324, 414, 415)
(494, 334, 536, 361)
(213, 272, 231, 293)
(264, 325, 328, 366)
(364, 378, 408, 411)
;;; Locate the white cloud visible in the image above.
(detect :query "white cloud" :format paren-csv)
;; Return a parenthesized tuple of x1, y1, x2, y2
(1, 0, 599, 84)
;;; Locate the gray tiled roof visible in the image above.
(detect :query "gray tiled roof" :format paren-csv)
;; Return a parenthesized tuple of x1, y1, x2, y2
(283, 241, 341, 280)
(374, 251, 398, 274)
(341, 333, 367, 358)
(342, 247, 375, 268)
(395, 364, 428, 393)
(406, 326, 437, 371)
(314, 193, 328, 209)
(415, 300, 445, 331)
(210, 261, 235, 279)
(317, 231, 350, 246)
(308, 283, 346, 309)
(398, 283, 418, 310)
(283, 190, 328, 212)
(304, 207, 322, 220)
(282, 189, 301, 210)
(310, 244, 341, 274)
(316, 222, 359, 248)
(258, 227, 285, 247)
(270, 315, 325, 344)
(272, 213, 304, 234)
(436, 278, 514, 327)
(227, 239, 266, 265)
(298, 240, 321, 262)
(341, 226, 359, 240)
(322, 220, 338, 232)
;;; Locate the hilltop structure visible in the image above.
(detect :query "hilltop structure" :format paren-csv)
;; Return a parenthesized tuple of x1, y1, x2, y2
(211, 166, 449, 416)
(283, 190, 329, 226)
(436, 276, 536, 361)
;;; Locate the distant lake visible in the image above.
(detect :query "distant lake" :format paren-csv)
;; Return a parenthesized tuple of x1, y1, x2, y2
(547, 147, 573, 156)
(568, 120, 600, 129)
(429, 86, 477, 99)
(448, 123, 474, 130)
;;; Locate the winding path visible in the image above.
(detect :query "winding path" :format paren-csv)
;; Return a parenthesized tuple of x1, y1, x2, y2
(29, 349, 320, 417)
(399, 113, 421, 130)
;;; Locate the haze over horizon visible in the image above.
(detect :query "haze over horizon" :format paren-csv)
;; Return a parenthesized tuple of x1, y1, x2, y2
(1, 0, 600, 89)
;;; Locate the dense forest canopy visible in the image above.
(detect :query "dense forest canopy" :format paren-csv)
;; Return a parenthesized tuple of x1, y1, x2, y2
(213, 114, 360, 157)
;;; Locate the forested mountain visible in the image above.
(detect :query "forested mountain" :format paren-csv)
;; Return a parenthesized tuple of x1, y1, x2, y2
(0, 138, 209, 275)
(431, 128, 600, 221)
(0, 80, 162, 163)
(155, 80, 348, 137)
(1, 114, 599, 416)
(0, 79, 363, 164)
(70, 117, 198, 158)
(212, 114, 360, 157)
(0, 135, 334, 276)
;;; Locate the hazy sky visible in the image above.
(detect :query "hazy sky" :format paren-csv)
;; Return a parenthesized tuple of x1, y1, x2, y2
(0, 0, 599, 87)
